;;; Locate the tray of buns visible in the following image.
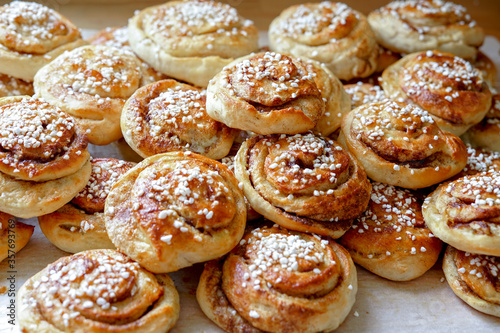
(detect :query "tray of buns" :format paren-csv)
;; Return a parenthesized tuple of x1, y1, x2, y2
(1, 0, 500, 332)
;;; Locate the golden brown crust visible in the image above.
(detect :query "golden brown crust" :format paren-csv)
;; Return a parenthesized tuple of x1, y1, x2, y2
(339, 100, 468, 189)
(206, 52, 326, 135)
(128, 0, 259, 87)
(340, 182, 442, 281)
(0, 1, 85, 81)
(18, 249, 180, 332)
(343, 82, 386, 109)
(0, 212, 34, 262)
(197, 225, 357, 333)
(104, 151, 247, 273)
(382, 51, 492, 135)
(423, 170, 500, 256)
(367, 0, 484, 59)
(268, 1, 379, 81)
(454, 145, 500, 179)
(121, 79, 236, 159)
(463, 94, 500, 152)
(235, 133, 371, 238)
(443, 246, 500, 317)
(34, 45, 146, 146)
(0, 96, 90, 182)
(474, 51, 497, 88)
(0, 73, 33, 97)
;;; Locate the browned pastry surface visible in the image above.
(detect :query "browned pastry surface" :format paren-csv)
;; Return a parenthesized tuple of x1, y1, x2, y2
(339, 100, 468, 189)
(368, 0, 484, 60)
(0, 73, 33, 97)
(343, 82, 386, 109)
(0, 211, 34, 262)
(105, 151, 247, 273)
(382, 50, 492, 135)
(340, 182, 442, 281)
(423, 170, 500, 256)
(18, 249, 180, 332)
(197, 225, 357, 333)
(443, 246, 500, 317)
(235, 133, 371, 238)
(121, 79, 236, 159)
(206, 51, 326, 135)
(464, 94, 500, 152)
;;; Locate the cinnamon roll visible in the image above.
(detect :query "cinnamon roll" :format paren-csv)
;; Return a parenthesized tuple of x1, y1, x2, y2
(474, 51, 497, 89)
(235, 133, 371, 238)
(87, 26, 170, 86)
(104, 151, 247, 273)
(34, 45, 147, 146)
(128, 0, 259, 87)
(367, 0, 485, 60)
(0, 212, 34, 262)
(339, 100, 468, 189)
(344, 82, 386, 109)
(197, 225, 357, 333)
(340, 182, 442, 281)
(443, 246, 500, 317)
(18, 249, 180, 332)
(0, 1, 85, 81)
(206, 52, 326, 135)
(38, 158, 135, 253)
(0, 96, 91, 218)
(382, 50, 492, 135)
(121, 79, 237, 160)
(0, 73, 33, 97)
(268, 1, 379, 81)
(423, 170, 500, 256)
(463, 94, 500, 152)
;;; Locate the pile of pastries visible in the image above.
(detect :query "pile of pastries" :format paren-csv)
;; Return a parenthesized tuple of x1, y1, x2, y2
(0, 0, 499, 331)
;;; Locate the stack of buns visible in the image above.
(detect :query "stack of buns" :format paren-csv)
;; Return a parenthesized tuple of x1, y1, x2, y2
(1, 0, 498, 332)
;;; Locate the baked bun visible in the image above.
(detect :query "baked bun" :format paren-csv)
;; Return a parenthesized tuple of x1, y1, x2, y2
(18, 249, 180, 332)
(0, 1, 86, 81)
(423, 170, 500, 256)
(0, 212, 34, 262)
(455, 145, 500, 179)
(339, 100, 468, 189)
(268, 1, 379, 81)
(382, 50, 492, 135)
(128, 0, 259, 87)
(463, 94, 500, 152)
(34, 45, 147, 146)
(0, 73, 33, 97)
(474, 51, 497, 89)
(121, 79, 236, 159)
(87, 26, 170, 86)
(206, 52, 326, 135)
(38, 158, 135, 253)
(104, 151, 247, 273)
(367, 0, 484, 60)
(344, 82, 386, 109)
(340, 182, 442, 281)
(197, 225, 357, 333)
(235, 133, 371, 238)
(443, 246, 500, 317)
(0, 96, 91, 218)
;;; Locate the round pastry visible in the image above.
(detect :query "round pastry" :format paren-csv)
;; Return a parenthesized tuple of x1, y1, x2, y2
(339, 100, 468, 189)
(268, 1, 379, 81)
(0, 1, 86, 81)
(121, 79, 236, 160)
(382, 50, 492, 136)
(443, 246, 500, 317)
(197, 225, 357, 333)
(128, 0, 259, 87)
(344, 82, 386, 109)
(0, 73, 33, 97)
(0, 211, 34, 262)
(206, 52, 326, 135)
(367, 0, 484, 60)
(463, 94, 500, 152)
(104, 151, 247, 273)
(235, 133, 371, 238)
(0, 96, 91, 218)
(38, 158, 135, 253)
(18, 249, 180, 332)
(34, 45, 147, 146)
(87, 26, 170, 86)
(423, 170, 500, 256)
(340, 182, 443, 281)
